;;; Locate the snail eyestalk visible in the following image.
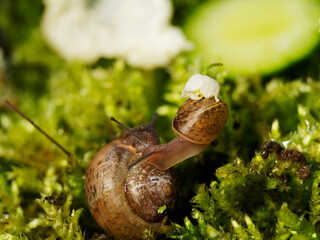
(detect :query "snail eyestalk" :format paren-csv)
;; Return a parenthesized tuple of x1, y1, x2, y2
(110, 117, 149, 147)
(5, 100, 73, 167)
(150, 112, 158, 128)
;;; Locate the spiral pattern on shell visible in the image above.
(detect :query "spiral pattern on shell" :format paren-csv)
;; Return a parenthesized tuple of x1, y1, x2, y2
(173, 98, 228, 144)
(84, 124, 180, 239)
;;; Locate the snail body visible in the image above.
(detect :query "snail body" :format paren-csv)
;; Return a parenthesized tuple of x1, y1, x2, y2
(84, 97, 228, 239)
(144, 98, 228, 170)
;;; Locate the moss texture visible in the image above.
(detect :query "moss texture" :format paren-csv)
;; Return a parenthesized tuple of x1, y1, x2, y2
(0, 0, 320, 239)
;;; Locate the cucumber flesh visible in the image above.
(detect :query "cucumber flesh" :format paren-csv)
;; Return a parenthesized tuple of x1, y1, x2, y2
(185, 0, 320, 75)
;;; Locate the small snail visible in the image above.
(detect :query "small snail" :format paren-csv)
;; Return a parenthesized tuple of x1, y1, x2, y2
(84, 74, 228, 239)
(261, 140, 311, 180)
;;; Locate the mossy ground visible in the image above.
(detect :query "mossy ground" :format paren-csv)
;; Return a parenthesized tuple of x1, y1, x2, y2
(1, 0, 320, 239)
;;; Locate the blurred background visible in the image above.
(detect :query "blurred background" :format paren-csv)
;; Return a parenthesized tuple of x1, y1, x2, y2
(0, 0, 320, 239)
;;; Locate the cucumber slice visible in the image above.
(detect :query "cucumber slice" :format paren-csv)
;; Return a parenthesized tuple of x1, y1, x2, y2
(185, 0, 320, 75)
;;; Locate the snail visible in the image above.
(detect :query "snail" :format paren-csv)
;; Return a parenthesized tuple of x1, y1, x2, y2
(261, 140, 311, 180)
(84, 74, 228, 239)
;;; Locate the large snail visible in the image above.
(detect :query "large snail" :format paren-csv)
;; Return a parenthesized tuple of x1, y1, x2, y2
(84, 74, 228, 239)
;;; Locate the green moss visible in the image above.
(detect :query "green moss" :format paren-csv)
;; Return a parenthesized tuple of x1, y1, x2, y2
(2, 62, 320, 239)
(169, 103, 320, 239)
(1, 0, 320, 239)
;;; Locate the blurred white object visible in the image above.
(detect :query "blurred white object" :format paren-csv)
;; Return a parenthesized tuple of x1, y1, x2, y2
(181, 74, 220, 101)
(42, 0, 192, 69)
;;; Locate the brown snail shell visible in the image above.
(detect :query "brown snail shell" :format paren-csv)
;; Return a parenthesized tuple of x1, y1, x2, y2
(85, 96, 228, 239)
(172, 98, 228, 144)
(84, 123, 180, 239)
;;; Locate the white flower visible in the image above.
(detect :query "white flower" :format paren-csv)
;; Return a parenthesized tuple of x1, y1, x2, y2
(41, 0, 192, 69)
(181, 74, 220, 101)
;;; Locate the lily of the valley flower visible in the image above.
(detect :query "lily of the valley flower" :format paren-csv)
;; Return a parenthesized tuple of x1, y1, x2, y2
(41, 0, 192, 69)
(181, 74, 220, 101)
